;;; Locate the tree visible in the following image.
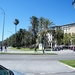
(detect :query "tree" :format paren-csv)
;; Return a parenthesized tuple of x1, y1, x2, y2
(63, 33, 71, 45)
(13, 19, 19, 47)
(11, 34, 16, 47)
(39, 17, 54, 45)
(30, 16, 39, 44)
(55, 28, 64, 45)
(16, 29, 26, 48)
(39, 17, 53, 31)
(39, 17, 45, 43)
(72, 34, 75, 45)
(43, 18, 54, 30)
(13, 19, 19, 33)
(39, 17, 44, 31)
(43, 19, 54, 47)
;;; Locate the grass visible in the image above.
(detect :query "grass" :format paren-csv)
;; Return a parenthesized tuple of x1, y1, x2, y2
(59, 60, 75, 68)
(5, 47, 53, 55)
(9, 47, 51, 51)
(10, 47, 35, 51)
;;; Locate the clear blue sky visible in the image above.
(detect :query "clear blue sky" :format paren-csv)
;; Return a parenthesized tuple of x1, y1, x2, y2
(0, 0, 75, 41)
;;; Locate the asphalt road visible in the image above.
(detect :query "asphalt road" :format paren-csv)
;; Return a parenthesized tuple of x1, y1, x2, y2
(0, 53, 75, 60)
(0, 54, 75, 75)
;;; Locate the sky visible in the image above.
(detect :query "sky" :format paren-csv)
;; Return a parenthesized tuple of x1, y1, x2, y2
(0, 0, 75, 41)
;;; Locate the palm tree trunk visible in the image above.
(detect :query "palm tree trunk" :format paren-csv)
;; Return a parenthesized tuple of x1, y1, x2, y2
(15, 25, 17, 47)
(15, 25, 17, 33)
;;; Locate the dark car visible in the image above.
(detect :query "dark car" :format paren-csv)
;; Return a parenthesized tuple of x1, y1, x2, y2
(71, 46, 75, 51)
(0, 65, 24, 75)
(0, 65, 14, 75)
(52, 45, 63, 51)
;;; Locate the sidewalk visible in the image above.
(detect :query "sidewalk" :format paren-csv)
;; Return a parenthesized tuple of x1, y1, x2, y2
(50, 49, 75, 55)
(1, 48, 75, 55)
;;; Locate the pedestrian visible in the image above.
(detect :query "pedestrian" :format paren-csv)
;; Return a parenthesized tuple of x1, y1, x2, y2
(1, 45, 3, 52)
(34, 45, 37, 52)
(34, 46, 36, 52)
(42, 46, 45, 54)
(4, 45, 7, 52)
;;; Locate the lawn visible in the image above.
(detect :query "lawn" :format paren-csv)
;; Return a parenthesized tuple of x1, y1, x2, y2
(59, 60, 75, 68)
(9, 47, 36, 51)
(9, 47, 51, 51)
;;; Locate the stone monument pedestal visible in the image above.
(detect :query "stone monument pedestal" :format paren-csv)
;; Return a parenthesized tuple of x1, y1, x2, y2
(39, 43, 43, 50)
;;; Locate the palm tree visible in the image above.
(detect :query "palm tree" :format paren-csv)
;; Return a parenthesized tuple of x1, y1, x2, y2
(39, 17, 45, 43)
(39, 17, 44, 31)
(13, 19, 19, 47)
(39, 17, 54, 44)
(13, 19, 19, 33)
(55, 28, 64, 45)
(43, 19, 53, 30)
(30, 16, 39, 44)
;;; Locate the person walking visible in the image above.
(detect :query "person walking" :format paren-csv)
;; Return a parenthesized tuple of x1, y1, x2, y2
(1, 45, 3, 52)
(4, 45, 7, 52)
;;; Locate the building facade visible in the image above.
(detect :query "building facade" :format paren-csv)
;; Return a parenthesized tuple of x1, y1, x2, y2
(61, 23, 75, 35)
(47, 23, 75, 47)
(38, 23, 75, 48)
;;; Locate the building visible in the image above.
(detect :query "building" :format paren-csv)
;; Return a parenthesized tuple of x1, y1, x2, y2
(38, 23, 75, 49)
(51, 23, 75, 35)
(61, 23, 75, 35)
(47, 23, 75, 47)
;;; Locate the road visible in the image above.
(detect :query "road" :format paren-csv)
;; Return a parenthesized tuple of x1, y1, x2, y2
(0, 53, 75, 60)
(0, 54, 75, 75)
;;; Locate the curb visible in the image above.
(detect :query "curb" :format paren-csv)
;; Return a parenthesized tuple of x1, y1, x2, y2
(0, 52, 58, 55)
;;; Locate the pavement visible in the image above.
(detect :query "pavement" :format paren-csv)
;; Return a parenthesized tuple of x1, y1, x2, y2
(0, 60, 75, 75)
(0, 48, 75, 75)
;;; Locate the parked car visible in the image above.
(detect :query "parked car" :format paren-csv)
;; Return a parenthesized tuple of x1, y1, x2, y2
(52, 47, 62, 51)
(71, 46, 75, 51)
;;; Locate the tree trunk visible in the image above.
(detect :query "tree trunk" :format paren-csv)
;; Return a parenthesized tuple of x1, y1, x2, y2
(15, 25, 17, 47)
(15, 25, 17, 33)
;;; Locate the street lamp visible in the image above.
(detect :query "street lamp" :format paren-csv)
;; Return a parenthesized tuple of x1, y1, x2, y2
(72, 0, 75, 9)
(0, 7, 5, 51)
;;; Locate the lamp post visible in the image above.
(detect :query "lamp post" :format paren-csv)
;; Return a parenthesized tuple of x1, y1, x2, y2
(0, 7, 5, 51)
